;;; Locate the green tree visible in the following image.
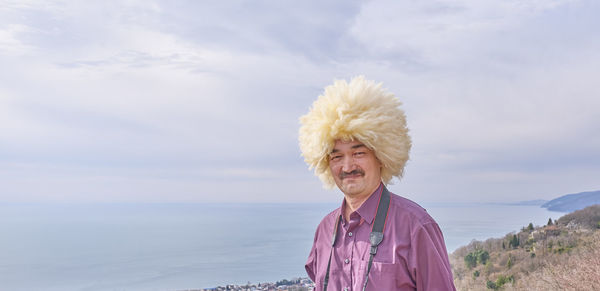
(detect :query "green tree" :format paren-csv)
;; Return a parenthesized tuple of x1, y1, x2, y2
(527, 222, 534, 231)
(465, 249, 490, 268)
(486, 280, 497, 290)
(507, 255, 513, 269)
(496, 275, 514, 288)
(547, 218, 553, 226)
(477, 250, 490, 265)
(509, 234, 519, 248)
(484, 260, 493, 276)
(464, 252, 477, 269)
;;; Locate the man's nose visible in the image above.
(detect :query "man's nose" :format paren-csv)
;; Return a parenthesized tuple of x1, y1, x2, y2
(341, 156, 355, 172)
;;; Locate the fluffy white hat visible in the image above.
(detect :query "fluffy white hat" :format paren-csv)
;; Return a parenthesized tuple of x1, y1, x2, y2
(299, 76, 411, 188)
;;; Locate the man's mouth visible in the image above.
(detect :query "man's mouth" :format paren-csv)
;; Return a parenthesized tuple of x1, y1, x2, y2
(340, 169, 365, 180)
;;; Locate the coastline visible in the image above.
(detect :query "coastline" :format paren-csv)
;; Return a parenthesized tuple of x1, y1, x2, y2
(194, 277, 314, 291)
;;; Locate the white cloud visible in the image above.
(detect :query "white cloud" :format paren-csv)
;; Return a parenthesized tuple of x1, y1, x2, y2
(0, 0, 598, 203)
(0, 24, 36, 56)
(349, 0, 581, 62)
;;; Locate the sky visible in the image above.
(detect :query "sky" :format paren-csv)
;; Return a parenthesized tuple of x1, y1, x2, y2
(1, 0, 599, 204)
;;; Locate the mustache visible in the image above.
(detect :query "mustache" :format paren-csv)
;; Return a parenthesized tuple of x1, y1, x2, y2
(339, 169, 365, 179)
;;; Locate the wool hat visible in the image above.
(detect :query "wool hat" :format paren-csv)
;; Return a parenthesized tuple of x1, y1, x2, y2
(298, 76, 411, 188)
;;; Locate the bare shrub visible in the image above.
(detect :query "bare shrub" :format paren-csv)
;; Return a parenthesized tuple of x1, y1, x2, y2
(557, 204, 600, 229)
(523, 232, 600, 290)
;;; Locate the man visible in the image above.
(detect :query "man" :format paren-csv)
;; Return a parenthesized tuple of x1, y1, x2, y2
(299, 76, 456, 290)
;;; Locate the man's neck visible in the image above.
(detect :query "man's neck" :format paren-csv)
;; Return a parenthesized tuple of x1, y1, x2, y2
(343, 184, 381, 221)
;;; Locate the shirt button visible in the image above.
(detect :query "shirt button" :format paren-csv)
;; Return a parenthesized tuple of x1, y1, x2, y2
(344, 287, 348, 291)
(348, 232, 353, 237)
(344, 258, 350, 264)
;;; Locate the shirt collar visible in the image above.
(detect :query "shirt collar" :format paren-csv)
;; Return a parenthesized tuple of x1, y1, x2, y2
(341, 183, 384, 225)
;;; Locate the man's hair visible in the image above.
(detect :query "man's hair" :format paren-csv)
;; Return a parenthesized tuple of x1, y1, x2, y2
(298, 76, 412, 188)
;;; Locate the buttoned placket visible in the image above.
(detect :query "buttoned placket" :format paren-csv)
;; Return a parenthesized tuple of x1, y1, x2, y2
(339, 212, 361, 291)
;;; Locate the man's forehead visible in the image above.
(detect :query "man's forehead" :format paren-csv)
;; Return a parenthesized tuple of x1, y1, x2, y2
(330, 140, 367, 153)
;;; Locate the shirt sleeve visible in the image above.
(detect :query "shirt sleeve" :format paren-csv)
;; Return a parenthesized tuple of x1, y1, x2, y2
(410, 222, 456, 290)
(305, 230, 318, 283)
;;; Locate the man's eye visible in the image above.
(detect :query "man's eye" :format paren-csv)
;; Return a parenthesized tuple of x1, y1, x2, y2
(331, 155, 342, 161)
(354, 152, 366, 156)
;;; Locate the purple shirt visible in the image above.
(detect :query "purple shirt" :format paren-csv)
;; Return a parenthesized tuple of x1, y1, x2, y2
(305, 184, 456, 291)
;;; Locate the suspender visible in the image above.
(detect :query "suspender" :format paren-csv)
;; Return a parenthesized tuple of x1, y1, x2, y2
(322, 186, 392, 291)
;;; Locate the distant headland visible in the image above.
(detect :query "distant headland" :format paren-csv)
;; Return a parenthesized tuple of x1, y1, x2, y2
(507, 190, 600, 212)
(541, 190, 600, 212)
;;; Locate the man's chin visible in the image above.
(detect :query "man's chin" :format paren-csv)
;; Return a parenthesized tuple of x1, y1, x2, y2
(340, 182, 364, 196)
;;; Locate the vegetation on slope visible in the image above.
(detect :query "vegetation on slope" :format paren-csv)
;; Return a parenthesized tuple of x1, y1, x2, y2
(450, 205, 600, 290)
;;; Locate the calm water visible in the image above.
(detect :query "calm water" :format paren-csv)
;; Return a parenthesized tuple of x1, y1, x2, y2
(0, 202, 564, 290)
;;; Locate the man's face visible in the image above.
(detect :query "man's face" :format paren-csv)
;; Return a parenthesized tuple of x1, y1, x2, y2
(329, 140, 382, 198)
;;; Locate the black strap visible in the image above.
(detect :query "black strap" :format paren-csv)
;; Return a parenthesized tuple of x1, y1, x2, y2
(322, 186, 392, 291)
(323, 214, 341, 291)
(363, 186, 391, 291)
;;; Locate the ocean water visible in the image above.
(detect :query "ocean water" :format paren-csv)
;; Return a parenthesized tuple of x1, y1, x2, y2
(0, 202, 564, 291)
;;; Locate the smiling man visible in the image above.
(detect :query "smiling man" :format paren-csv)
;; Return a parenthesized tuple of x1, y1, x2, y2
(299, 76, 455, 291)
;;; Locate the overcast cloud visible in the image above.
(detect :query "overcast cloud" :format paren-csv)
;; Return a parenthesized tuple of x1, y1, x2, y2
(1, 0, 598, 203)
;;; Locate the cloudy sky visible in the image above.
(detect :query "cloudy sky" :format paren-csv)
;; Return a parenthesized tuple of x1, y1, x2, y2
(1, 0, 599, 203)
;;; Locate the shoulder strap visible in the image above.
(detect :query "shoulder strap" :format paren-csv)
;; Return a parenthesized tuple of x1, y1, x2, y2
(363, 186, 391, 291)
(323, 214, 341, 291)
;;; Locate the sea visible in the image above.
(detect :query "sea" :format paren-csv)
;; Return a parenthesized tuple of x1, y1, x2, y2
(0, 202, 565, 291)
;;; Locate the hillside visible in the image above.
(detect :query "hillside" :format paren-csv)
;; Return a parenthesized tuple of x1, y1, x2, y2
(541, 190, 600, 212)
(450, 205, 600, 290)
